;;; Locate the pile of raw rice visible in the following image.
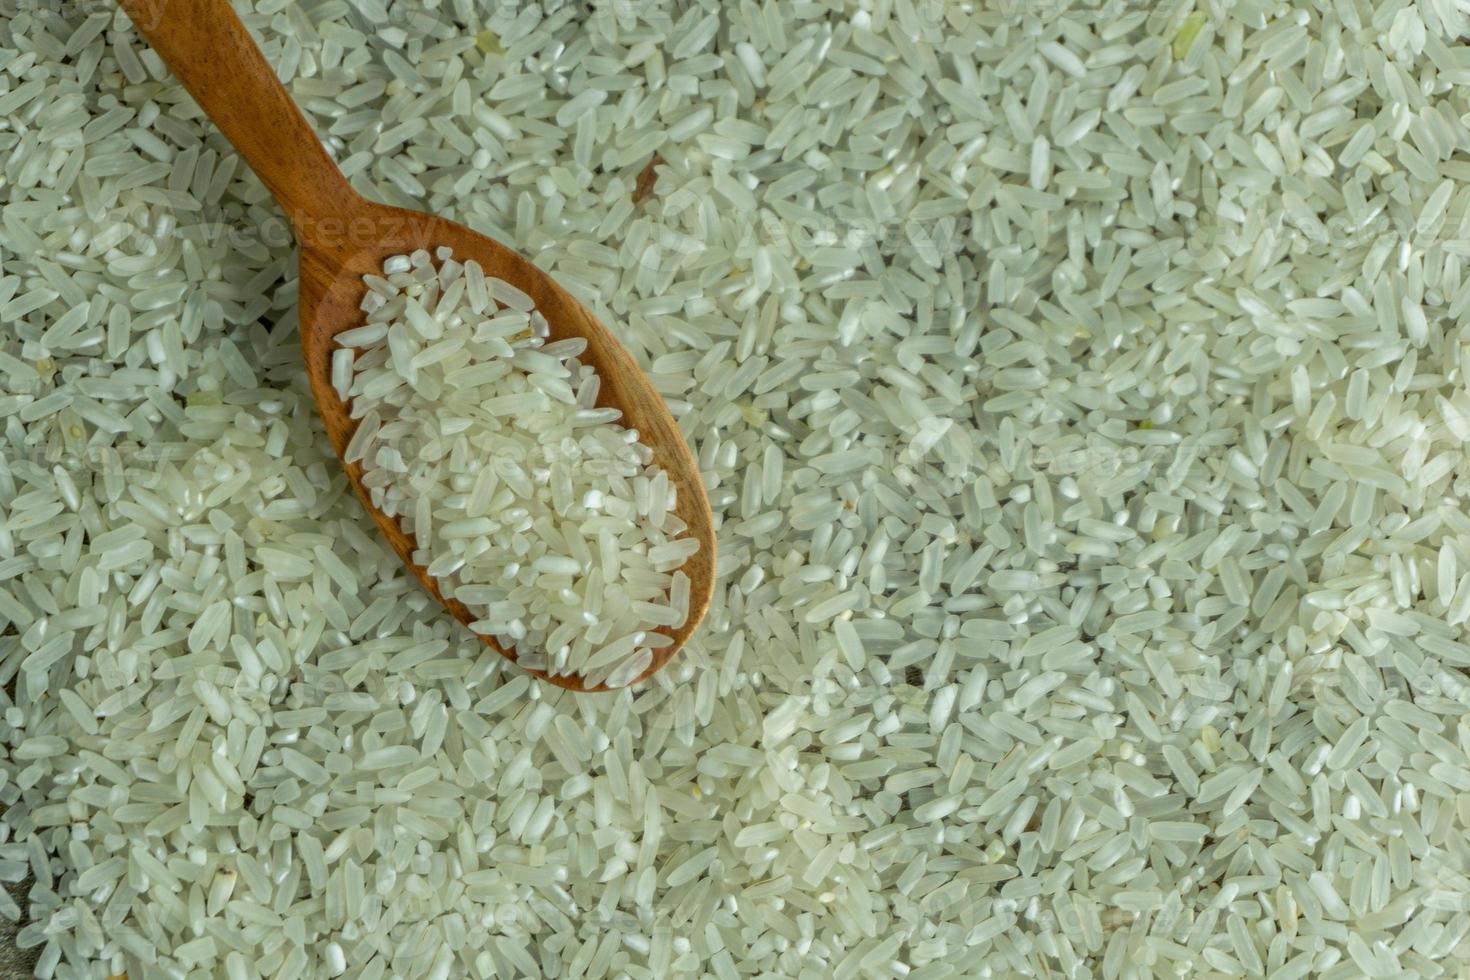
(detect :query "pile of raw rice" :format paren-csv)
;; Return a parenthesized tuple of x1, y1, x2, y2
(4, 0, 1470, 977)
(337, 248, 699, 689)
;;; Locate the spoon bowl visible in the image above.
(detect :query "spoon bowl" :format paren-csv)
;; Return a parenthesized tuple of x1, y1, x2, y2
(119, 0, 715, 690)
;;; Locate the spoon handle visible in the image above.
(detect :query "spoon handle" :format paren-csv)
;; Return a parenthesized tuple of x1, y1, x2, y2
(116, 0, 358, 242)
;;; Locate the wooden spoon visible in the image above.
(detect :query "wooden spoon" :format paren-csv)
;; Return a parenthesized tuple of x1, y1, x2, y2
(117, 0, 715, 691)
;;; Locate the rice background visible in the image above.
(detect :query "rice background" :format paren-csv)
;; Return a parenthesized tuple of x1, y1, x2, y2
(7, 0, 1470, 977)
(1, 880, 38, 979)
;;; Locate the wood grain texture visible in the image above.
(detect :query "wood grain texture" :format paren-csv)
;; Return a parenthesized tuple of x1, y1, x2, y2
(117, 0, 715, 691)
